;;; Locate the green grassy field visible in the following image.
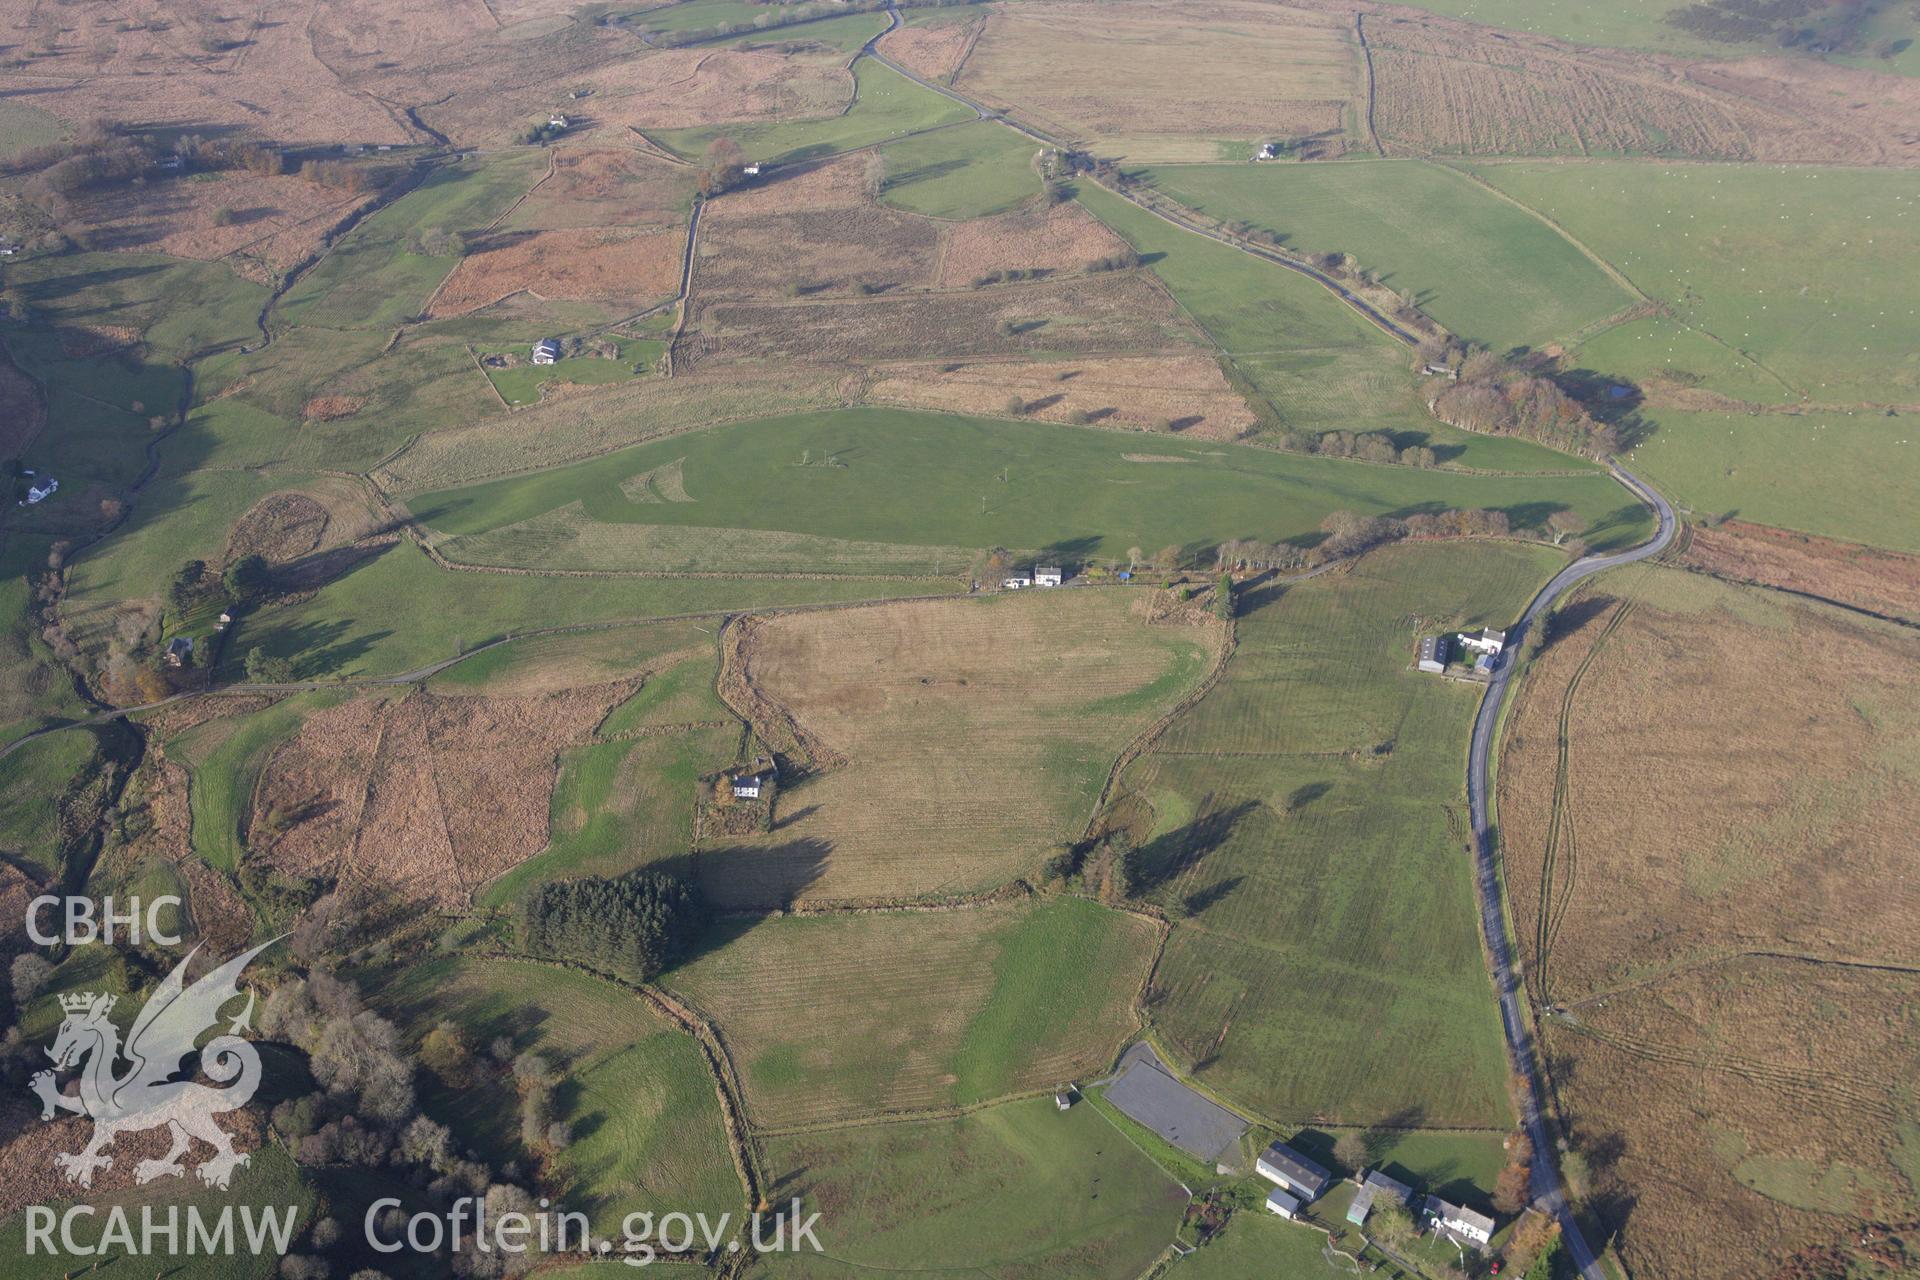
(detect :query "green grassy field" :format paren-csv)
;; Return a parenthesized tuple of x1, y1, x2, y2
(1074, 183, 1422, 436)
(65, 469, 313, 607)
(481, 339, 665, 407)
(233, 538, 963, 679)
(1164, 1208, 1359, 1279)
(652, 58, 973, 164)
(757, 1095, 1187, 1278)
(373, 955, 740, 1231)
(275, 152, 548, 331)
(1138, 160, 1634, 353)
(477, 723, 734, 908)
(411, 407, 1647, 572)
(1469, 161, 1920, 404)
(177, 326, 504, 475)
(725, 8, 891, 52)
(1623, 406, 1920, 551)
(0, 728, 101, 876)
(1, 251, 269, 359)
(877, 120, 1041, 219)
(0, 539, 91, 744)
(0, 99, 65, 158)
(1114, 541, 1561, 1128)
(664, 898, 1156, 1126)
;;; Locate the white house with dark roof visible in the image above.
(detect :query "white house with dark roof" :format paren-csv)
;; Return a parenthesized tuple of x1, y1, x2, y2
(728, 758, 776, 800)
(532, 339, 563, 365)
(1256, 1142, 1330, 1201)
(1033, 565, 1064, 587)
(1458, 627, 1507, 657)
(1424, 1196, 1495, 1248)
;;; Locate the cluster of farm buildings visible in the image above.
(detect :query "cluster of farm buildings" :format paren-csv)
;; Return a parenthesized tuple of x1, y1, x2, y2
(1417, 626, 1506, 677)
(1257, 1140, 1495, 1249)
(1002, 565, 1066, 589)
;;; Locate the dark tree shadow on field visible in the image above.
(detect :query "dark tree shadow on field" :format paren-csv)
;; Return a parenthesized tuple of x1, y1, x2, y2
(1181, 875, 1243, 918)
(683, 837, 833, 953)
(772, 804, 819, 831)
(1542, 594, 1615, 652)
(1128, 800, 1257, 897)
(1286, 781, 1331, 813)
(1359, 1105, 1428, 1167)
(1035, 534, 1101, 564)
(765, 1164, 809, 1200)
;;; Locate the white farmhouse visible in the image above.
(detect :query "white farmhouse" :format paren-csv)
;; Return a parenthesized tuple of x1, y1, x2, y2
(1424, 1197, 1495, 1248)
(1457, 627, 1507, 657)
(1033, 565, 1064, 587)
(531, 339, 563, 366)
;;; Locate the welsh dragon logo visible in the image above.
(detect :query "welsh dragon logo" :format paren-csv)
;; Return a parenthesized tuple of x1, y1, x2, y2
(29, 938, 277, 1190)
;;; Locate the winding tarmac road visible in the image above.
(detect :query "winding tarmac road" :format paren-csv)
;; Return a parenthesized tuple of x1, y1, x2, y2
(1467, 465, 1676, 1279)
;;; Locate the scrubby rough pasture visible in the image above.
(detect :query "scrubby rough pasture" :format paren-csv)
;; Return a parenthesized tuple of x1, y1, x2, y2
(675, 271, 1206, 369)
(704, 591, 1221, 906)
(1108, 542, 1562, 1128)
(958, 0, 1358, 159)
(934, 201, 1130, 284)
(868, 353, 1257, 439)
(500, 148, 693, 231)
(63, 172, 373, 281)
(427, 227, 686, 316)
(1361, 9, 1920, 166)
(666, 899, 1159, 1126)
(695, 200, 944, 298)
(250, 683, 636, 906)
(877, 13, 982, 85)
(1499, 567, 1920, 1280)
(1679, 520, 1920, 623)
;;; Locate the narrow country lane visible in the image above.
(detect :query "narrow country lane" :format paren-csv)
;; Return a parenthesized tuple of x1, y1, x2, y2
(1467, 466, 1676, 1279)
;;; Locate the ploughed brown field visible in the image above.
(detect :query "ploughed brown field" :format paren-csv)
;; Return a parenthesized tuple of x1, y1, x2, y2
(1499, 565, 1920, 1280)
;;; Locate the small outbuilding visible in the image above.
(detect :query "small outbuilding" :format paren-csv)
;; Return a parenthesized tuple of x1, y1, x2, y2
(1256, 1142, 1331, 1201)
(1054, 1089, 1076, 1111)
(165, 636, 195, 668)
(1264, 1187, 1302, 1219)
(531, 339, 563, 365)
(1348, 1169, 1416, 1226)
(1417, 634, 1447, 674)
